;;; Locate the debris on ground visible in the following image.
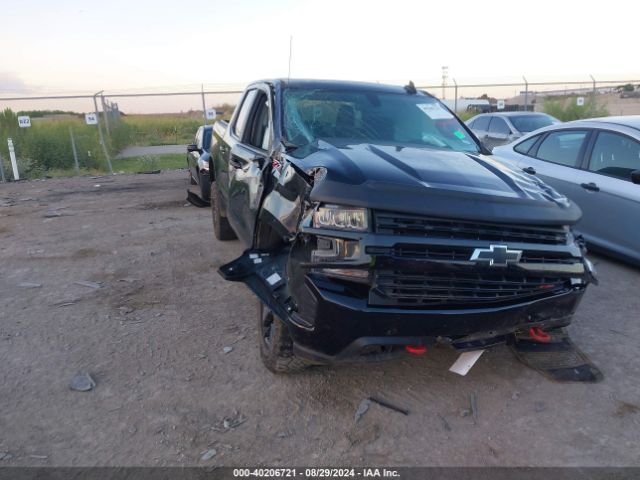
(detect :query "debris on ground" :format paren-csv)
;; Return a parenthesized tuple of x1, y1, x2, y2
(213, 411, 246, 432)
(56, 302, 77, 308)
(615, 401, 640, 417)
(28, 455, 48, 460)
(74, 281, 103, 289)
(200, 449, 217, 461)
(222, 346, 233, 354)
(354, 398, 371, 423)
(511, 391, 520, 400)
(437, 413, 452, 432)
(0, 452, 13, 461)
(117, 306, 135, 315)
(70, 373, 96, 392)
(459, 409, 471, 418)
(18, 282, 42, 288)
(534, 401, 547, 413)
(369, 396, 409, 416)
(470, 392, 479, 423)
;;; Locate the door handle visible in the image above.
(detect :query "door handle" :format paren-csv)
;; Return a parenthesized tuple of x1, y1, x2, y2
(522, 166, 536, 175)
(580, 182, 600, 192)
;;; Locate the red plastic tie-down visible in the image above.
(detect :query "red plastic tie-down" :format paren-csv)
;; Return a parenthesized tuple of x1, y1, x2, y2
(529, 327, 551, 343)
(405, 345, 427, 355)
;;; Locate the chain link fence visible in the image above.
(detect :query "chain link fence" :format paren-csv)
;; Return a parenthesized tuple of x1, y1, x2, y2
(1, 77, 639, 181)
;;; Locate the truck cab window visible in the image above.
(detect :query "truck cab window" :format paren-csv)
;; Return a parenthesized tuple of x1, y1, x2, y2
(233, 89, 258, 139)
(248, 92, 271, 151)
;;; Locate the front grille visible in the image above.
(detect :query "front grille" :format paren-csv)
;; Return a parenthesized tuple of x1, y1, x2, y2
(370, 270, 570, 308)
(366, 245, 580, 265)
(374, 211, 568, 245)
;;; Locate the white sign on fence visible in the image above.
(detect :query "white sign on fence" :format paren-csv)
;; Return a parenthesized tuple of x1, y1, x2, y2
(18, 116, 31, 128)
(576, 97, 585, 106)
(496, 100, 505, 110)
(85, 113, 98, 125)
(205, 108, 217, 120)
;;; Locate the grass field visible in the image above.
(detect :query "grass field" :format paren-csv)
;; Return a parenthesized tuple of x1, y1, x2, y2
(19, 154, 186, 179)
(0, 109, 207, 179)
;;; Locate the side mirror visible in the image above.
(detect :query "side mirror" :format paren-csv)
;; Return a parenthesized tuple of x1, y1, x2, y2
(187, 144, 199, 153)
(631, 170, 640, 184)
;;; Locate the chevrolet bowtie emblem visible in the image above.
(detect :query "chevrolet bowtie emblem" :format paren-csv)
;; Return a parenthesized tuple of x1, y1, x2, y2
(470, 245, 522, 267)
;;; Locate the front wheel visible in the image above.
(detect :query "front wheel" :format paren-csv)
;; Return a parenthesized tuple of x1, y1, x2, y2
(258, 301, 308, 373)
(211, 181, 236, 241)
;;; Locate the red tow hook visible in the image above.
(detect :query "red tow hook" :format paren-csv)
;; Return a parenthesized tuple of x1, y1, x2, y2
(405, 345, 427, 355)
(529, 327, 551, 343)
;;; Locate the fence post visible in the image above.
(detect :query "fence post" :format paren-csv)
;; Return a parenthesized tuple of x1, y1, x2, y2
(7, 138, 19, 180)
(523, 76, 529, 112)
(101, 94, 111, 137)
(0, 150, 6, 182)
(69, 126, 80, 174)
(93, 91, 113, 174)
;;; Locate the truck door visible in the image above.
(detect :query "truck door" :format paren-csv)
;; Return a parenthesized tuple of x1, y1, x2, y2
(227, 86, 273, 247)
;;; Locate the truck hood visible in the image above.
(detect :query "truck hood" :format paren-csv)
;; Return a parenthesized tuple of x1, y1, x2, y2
(288, 141, 582, 226)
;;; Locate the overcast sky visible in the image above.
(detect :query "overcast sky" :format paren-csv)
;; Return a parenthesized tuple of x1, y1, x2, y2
(0, 0, 637, 112)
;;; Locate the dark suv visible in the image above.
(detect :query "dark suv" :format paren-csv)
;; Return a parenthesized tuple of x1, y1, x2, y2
(186, 125, 213, 203)
(208, 79, 595, 372)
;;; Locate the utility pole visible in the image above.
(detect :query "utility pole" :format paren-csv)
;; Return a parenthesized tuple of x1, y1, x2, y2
(453, 78, 458, 113)
(441, 66, 449, 100)
(523, 76, 529, 112)
(93, 90, 113, 174)
(589, 74, 597, 116)
(201, 84, 207, 126)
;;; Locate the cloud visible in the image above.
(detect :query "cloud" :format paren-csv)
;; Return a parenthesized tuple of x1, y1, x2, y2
(0, 72, 37, 94)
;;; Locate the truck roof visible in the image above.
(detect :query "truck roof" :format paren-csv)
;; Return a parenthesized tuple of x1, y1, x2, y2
(253, 78, 429, 95)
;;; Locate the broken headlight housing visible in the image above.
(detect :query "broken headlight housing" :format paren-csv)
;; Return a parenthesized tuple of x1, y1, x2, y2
(312, 205, 368, 232)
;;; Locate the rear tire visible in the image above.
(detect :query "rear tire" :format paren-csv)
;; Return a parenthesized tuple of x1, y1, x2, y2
(211, 181, 236, 241)
(258, 301, 308, 373)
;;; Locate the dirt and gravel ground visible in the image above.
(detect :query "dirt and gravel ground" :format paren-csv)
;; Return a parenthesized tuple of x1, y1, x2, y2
(1, 171, 639, 467)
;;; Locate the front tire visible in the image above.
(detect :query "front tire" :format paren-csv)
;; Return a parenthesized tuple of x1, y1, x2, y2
(258, 301, 308, 373)
(211, 181, 236, 241)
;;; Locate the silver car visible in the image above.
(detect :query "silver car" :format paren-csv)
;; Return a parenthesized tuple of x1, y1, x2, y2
(492, 116, 640, 265)
(466, 112, 559, 150)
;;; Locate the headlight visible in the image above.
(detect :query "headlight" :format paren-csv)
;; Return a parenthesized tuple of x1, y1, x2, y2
(312, 205, 368, 232)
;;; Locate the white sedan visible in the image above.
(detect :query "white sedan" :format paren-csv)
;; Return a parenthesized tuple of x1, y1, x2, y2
(492, 116, 640, 266)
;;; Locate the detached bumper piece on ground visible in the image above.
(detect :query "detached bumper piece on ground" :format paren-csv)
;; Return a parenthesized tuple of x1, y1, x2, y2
(510, 328, 603, 383)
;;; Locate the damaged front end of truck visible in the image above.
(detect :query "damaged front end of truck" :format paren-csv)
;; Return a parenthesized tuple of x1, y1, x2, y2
(219, 148, 597, 367)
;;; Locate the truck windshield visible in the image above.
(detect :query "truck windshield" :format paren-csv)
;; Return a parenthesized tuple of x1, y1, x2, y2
(282, 88, 480, 153)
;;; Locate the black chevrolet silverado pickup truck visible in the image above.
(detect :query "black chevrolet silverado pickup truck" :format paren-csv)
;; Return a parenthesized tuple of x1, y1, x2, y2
(209, 79, 596, 373)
